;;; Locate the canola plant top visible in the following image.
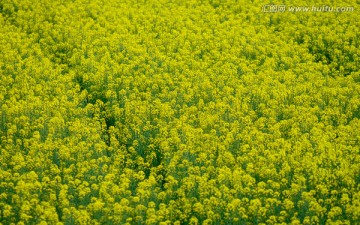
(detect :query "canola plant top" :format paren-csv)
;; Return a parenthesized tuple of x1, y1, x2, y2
(0, 0, 359, 224)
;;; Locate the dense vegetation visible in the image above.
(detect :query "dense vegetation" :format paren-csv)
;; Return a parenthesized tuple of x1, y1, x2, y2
(0, 0, 359, 224)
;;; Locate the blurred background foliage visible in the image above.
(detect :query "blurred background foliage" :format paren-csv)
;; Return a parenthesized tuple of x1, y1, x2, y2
(0, 0, 359, 224)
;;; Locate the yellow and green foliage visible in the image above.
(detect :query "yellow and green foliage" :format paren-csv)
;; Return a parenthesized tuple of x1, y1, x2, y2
(1, 0, 359, 224)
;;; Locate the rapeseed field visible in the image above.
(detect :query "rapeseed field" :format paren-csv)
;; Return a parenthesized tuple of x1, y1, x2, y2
(0, 0, 359, 224)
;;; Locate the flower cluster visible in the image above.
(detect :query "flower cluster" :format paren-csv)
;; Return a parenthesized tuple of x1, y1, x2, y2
(1, 0, 359, 224)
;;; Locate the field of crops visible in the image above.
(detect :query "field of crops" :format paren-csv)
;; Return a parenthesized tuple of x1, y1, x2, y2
(0, 0, 359, 224)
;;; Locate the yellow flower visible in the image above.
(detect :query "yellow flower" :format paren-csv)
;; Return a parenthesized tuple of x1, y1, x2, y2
(93, 199, 105, 211)
(189, 216, 198, 225)
(283, 199, 294, 211)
